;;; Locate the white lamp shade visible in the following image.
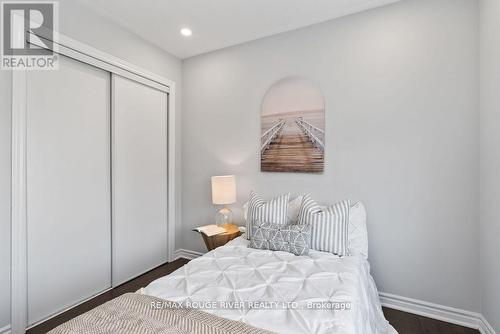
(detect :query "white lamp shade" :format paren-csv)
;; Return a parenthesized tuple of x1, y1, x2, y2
(211, 175, 236, 205)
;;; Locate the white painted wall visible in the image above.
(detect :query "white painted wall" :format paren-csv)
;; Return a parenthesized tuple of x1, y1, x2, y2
(0, 70, 12, 330)
(57, 1, 181, 83)
(0, 1, 182, 329)
(181, 0, 480, 312)
(479, 0, 500, 331)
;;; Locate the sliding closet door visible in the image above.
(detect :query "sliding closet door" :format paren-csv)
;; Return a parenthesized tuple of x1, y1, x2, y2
(112, 75, 168, 286)
(27, 55, 112, 325)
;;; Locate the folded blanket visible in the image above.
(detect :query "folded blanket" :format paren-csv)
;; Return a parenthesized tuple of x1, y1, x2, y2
(49, 293, 274, 334)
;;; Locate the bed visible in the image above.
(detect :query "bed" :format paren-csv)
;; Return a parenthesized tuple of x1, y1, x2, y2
(143, 236, 397, 334)
(49, 235, 396, 334)
(49, 199, 397, 334)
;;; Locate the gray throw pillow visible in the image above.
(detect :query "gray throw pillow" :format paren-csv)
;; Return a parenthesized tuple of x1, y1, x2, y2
(298, 195, 350, 256)
(246, 191, 290, 240)
(249, 221, 311, 256)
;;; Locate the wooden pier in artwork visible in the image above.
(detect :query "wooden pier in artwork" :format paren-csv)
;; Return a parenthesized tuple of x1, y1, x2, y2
(261, 118, 324, 173)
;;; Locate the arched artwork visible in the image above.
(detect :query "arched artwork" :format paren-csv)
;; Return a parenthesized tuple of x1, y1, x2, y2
(260, 77, 325, 173)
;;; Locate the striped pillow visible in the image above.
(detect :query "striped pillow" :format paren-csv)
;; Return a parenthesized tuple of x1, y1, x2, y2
(298, 195, 350, 256)
(246, 192, 290, 240)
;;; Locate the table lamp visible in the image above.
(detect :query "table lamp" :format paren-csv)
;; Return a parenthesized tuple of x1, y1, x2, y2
(211, 175, 236, 227)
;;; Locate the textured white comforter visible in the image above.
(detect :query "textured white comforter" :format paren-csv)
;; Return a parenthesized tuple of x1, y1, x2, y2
(144, 237, 397, 334)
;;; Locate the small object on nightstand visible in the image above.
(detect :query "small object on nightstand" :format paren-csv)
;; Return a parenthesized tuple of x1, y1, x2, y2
(194, 223, 241, 251)
(192, 224, 226, 236)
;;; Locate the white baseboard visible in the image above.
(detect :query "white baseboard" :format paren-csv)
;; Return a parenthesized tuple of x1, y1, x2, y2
(479, 315, 497, 334)
(379, 292, 496, 334)
(173, 248, 204, 260)
(0, 325, 11, 334)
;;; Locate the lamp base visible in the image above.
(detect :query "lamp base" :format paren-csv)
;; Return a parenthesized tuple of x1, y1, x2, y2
(215, 207, 233, 227)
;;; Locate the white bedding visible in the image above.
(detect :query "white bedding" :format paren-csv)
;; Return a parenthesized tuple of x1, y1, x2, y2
(144, 237, 397, 334)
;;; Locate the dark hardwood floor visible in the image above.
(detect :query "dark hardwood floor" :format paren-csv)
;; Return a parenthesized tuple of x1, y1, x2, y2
(26, 259, 189, 334)
(28, 258, 479, 334)
(383, 308, 479, 334)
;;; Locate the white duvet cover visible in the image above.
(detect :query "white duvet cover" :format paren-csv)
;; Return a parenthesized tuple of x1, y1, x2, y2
(144, 237, 397, 334)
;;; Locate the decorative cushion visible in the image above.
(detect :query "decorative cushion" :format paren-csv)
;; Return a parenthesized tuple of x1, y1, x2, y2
(348, 201, 368, 258)
(250, 221, 311, 256)
(298, 195, 350, 256)
(243, 195, 304, 225)
(317, 201, 368, 258)
(246, 192, 290, 240)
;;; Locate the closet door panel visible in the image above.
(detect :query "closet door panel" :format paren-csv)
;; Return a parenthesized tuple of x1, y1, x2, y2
(112, 75, 168, 286)
(27, 55, 112, 325)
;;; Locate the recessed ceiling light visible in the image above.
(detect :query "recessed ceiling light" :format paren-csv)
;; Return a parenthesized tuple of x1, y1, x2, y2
(180, 28, 192, 37)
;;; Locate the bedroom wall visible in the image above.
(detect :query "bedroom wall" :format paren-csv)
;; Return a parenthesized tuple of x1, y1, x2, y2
(0, 1, 182, 330)
(181, 0, 480, 313)
(479, 0, 500, 331)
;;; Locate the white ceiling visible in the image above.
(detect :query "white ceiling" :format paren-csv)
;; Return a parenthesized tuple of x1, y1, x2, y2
(75, 0, 399, 59)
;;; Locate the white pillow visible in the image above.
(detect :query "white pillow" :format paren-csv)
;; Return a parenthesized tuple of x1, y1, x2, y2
(243, 195, 304, 225)
(348, 201, 368, 258)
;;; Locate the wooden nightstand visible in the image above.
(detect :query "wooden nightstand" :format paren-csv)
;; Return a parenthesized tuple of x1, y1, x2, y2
(196, 224, 241, 251)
